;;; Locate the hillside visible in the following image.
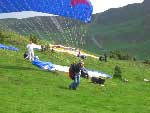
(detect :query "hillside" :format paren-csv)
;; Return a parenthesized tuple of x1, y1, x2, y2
(0, 16, 85, 47)
(87, 0, 150, 58)
(0, 0, 150, 59)
(1, 30, 150, 113)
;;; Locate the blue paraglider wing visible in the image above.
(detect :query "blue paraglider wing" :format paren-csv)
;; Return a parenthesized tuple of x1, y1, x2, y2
(0, 0, 93, 23)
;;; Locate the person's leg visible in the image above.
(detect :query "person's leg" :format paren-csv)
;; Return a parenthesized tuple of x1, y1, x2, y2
(75, 74, 80, 88)
(31, 50, 34, 61)
(69, 74, 80, 90)
(69, 79, 76, 90)
(28, 51, 32, 61)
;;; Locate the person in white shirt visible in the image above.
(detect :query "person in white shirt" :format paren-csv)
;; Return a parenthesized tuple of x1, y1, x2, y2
(26, 40, 35, 61)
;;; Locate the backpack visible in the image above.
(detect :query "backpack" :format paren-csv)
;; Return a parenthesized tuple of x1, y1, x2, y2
(69, 64, 76, 80)
(69, 63, 81, 80)
(24, 51, 29, 59)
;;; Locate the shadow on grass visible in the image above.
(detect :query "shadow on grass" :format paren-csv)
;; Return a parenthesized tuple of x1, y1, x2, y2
(58, 86, 69, 90)
(0, 65, 64, 74)
(0, 65, 43, 72)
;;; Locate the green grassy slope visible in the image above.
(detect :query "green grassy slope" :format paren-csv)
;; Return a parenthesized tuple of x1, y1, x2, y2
(1, 31, 150, 113)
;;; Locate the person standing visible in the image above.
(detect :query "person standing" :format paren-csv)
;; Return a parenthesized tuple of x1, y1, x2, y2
(26, 40, 35, 61)
(104, 53, 107, 62)
(77, 49, 81, 57)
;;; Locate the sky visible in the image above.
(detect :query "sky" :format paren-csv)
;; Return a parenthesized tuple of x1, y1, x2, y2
(92, 0, 144, 14)
(0, 0, 144, 19)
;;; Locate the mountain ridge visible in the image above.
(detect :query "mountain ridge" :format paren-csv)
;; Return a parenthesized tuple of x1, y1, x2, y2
(0, 0, 149, 59)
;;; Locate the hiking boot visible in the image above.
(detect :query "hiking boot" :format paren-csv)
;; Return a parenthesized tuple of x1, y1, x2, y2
(69, 85, 72, 90)
(72, 87, 76, 90)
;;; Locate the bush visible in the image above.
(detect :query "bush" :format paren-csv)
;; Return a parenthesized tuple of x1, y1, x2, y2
(143, 59, 150, 65)
(113, 65, 122, 79)
(109, 50, 132, 60)
(133, 56, 137, 61)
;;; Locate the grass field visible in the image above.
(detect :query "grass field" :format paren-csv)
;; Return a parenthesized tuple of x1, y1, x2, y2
(0, 33, 150, 113)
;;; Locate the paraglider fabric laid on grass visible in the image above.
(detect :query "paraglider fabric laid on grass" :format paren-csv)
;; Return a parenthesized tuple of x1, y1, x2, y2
(54, 65, 112, 78)
(0, 43, 19, 51)
(88, 70, 112, 78)
(32, 56, 112, 78)
(0, 0, 93, 23)
(32, 56, 56, 71)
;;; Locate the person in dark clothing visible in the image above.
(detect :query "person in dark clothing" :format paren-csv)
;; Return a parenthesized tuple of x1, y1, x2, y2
(99, 53, 107, 62)
(104, 53, 107, 62)
(77, 49, 81, 57)
(80, 55, 86, 59)
(69, 62, 84, 90)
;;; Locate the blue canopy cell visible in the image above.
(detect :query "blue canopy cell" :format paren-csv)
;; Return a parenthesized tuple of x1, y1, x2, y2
(32, 57, 55, 71)
(0, 0, 93, 23)
(0, 43, 19, 51)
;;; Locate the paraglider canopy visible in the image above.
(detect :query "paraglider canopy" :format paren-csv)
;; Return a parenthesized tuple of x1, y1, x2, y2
(0, 0, 93, 23)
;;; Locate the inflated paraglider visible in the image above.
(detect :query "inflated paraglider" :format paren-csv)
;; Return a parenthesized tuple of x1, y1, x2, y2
(0, 0, 93, 22)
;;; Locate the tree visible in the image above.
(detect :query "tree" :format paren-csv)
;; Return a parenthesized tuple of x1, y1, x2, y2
(113, 65, 122, 79)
